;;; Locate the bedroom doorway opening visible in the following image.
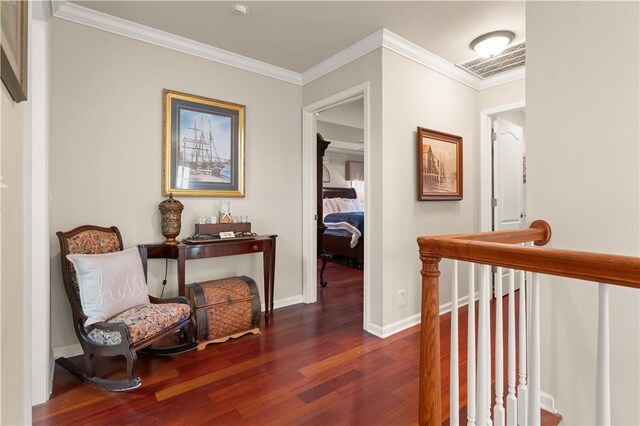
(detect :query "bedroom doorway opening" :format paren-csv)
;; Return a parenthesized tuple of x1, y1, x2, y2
(317, 98, 365, 282)
(302, 82, 372, 333)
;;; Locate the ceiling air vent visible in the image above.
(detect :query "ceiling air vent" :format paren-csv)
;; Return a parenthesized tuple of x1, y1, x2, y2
(457, 41, 525, 79)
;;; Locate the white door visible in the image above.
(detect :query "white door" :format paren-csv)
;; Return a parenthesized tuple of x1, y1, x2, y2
(493, 118, 524, 231)
(492, 118, 525, 295)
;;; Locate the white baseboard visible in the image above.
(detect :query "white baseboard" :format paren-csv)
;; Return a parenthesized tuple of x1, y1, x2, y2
(540, 390, 558, 414)
(53, 343, 83, 360)
(268, 295, 304, 311)
(365, 322, 384, 338)
(439, 292, 480, 315)
(365, 293, 481, 339)
(372, 314, 422, 338)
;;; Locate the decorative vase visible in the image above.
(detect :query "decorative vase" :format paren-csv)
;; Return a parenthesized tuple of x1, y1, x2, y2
(159, 193, 184, 245)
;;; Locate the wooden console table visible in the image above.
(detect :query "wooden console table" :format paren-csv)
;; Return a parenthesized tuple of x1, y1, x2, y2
(138, 235, 277, 322)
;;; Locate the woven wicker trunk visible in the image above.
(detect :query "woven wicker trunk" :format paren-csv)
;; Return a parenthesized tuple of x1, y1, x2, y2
(186, 276, 261, 351)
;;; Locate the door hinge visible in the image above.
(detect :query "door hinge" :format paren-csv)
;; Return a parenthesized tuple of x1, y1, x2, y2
(491, 129, 497, 142)
(491, 198, 498, 207)
(314, 214, 317, 221)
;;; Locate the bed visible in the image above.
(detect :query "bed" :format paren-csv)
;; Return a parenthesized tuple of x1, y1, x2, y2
(319, 187, 364, 286)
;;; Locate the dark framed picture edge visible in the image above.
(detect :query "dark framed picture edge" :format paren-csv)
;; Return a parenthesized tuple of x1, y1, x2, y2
(416, 126, 463, 201)
(0, 1, 28, 103)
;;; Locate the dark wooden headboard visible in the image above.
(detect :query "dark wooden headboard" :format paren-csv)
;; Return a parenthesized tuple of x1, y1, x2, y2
(323, 186, 357, 199)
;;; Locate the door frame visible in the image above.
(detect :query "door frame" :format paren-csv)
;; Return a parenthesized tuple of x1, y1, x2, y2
(301, 82, 371, 331)
(479, 100, 525, 232)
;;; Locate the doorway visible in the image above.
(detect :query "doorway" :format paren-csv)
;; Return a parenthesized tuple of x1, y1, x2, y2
(301, 82, 372, 332)
(480, 102, 526, 296)
(479, 101, 526, 232)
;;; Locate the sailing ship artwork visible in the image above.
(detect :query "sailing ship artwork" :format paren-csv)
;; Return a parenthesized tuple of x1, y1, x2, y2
(163, 89, 245, 197)
(417, 127, 463, 201)
(177, 110, 232, 186)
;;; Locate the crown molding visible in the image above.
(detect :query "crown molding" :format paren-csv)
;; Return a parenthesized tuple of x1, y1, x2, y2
(301, 29, 384, 85)
(52, 2, 523, 91)
(381, 29, 481, 90)
(53, 2, 303, 85)
(302, 28, 523, 90)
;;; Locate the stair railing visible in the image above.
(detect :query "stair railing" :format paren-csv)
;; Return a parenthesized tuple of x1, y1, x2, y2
(417, 220, 640, 425)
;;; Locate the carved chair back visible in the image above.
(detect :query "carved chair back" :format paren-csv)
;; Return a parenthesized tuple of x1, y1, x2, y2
(57, 225, 125, 325)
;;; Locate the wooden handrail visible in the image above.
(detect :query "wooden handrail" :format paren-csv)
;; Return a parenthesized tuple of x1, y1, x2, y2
(416, 220, 640, 425)
(418, 220, 640, 289)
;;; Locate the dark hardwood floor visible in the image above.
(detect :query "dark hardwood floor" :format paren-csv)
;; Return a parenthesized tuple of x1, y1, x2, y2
(34, 260, 561, 425)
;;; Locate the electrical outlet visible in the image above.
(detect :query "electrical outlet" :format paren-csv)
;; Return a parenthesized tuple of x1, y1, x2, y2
(398, 289, 406, 306)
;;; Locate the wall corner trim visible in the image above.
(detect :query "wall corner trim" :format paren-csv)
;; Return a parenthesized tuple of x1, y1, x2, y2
(381, 29, 480, 89)
(301, 29, 384, 85)
(53, 2, 303, 85)
(52, 3, 522, 91)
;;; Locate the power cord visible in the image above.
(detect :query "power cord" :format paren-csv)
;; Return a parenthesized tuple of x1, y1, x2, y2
(160, 258, 168, 298)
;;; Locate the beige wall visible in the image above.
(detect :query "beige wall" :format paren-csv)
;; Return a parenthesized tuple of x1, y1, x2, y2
(381, 49, 479, 326)
(527, 2, 639, 424)
(1, 86, 27, 424)
(303, 49, 384, 326)
(478, 79, 525, 111)
(324, 151, 364, 188)
(50, 19, 303, 350)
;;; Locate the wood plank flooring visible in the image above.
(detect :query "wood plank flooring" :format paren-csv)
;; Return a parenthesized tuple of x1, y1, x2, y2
(33, 260, 561, 425)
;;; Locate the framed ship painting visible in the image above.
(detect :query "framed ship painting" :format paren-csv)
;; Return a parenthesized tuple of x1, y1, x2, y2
(163, 90, 245, 197)
(417, 127, 463, 201)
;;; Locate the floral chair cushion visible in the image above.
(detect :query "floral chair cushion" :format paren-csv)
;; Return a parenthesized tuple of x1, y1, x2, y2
(65, 230, 121, 302)
(87, 303, 191, 345)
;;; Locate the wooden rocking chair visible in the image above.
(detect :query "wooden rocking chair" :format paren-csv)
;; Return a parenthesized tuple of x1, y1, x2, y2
(56, 225, 197, 391)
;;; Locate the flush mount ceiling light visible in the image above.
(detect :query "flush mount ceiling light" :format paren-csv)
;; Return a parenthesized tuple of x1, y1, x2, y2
(231, 3, 249, 15)
(470, 30, 515, 58)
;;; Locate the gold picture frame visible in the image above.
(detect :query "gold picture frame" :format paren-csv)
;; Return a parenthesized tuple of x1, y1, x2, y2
(1, 0, 28, 102)
(163, 89, 246, 197)
(417, 127, 463, 201)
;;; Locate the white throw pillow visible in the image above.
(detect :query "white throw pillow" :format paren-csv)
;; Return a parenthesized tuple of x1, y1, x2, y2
(67, 248, 150, 326)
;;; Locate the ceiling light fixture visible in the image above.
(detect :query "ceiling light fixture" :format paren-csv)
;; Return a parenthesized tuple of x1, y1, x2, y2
(470, 30, 515, 58)
(231, 3, 249, 15)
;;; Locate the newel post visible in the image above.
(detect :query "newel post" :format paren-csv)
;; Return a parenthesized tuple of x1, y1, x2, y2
(419, 254, 442, 425)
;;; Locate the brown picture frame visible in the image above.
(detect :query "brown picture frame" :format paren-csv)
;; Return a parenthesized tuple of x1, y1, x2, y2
(417, 127, 463, 201)
(1, 0, 28, 102)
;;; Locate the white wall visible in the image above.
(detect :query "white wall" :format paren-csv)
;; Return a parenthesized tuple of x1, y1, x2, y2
(381, 49, 479, 328)
(527, 2, 639, 424)
(324, 151, 364, 188)
(1, 85, 27, 424)
(49, 19, 303, 351)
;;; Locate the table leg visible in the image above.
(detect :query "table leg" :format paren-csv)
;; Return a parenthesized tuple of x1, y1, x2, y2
(269, 236, 276, 318)
(177, 246, 186, 296)
(263, 246, 271, 323)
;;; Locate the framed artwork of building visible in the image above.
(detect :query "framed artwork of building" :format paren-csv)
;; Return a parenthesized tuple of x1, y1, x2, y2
(417, 127, 463, 201)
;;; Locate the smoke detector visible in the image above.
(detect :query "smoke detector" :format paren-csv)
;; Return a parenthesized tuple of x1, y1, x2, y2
(231, 3, 249, 15)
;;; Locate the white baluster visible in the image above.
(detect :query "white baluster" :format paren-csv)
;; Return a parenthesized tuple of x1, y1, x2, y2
(477, 265, 489, 425)
(506, 269, 517, 425)
(517, 269, 528, 426)
(596, 283, 611, 425)
(451, 260, 459, 425)
(494, 268, 505, 426)
(467, 263, 476, 426)
(527, 273, 540, 425)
